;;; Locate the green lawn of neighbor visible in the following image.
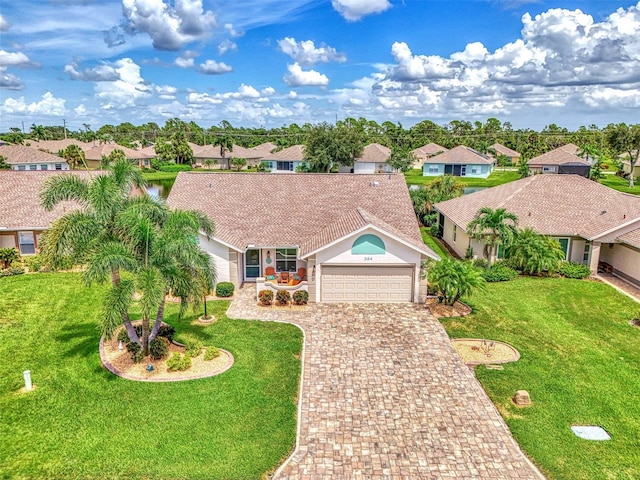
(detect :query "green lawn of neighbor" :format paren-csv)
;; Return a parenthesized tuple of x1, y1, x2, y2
(405, 168, 520, 187)
(600, 174, 640, 195)
(0, 273, 302, 480)
(420, 227, 451, 259)
(441, 276, 640, 480)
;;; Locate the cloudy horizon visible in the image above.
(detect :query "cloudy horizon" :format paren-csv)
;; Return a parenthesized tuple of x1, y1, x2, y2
(1, 0, 639, 132)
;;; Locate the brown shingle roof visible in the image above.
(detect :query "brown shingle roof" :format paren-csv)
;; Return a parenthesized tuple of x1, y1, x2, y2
(249, 142, 277, 158)
(0, 144, 68, 165)
(529, 145, 589, 166)
(434, 174, 640, 240)
(423, 145, 494, 165)
(83, 143, 152, 161)
(355, 143, 390, 163)
(617, 228, 640, 249)
(29, 139, 91, 152)
(0, 170, 98, 229)
(166, 172, 434, 258)
(490, 143, 520, 158)
(559, 143, 580, 155)
(411, 143, 448, 158)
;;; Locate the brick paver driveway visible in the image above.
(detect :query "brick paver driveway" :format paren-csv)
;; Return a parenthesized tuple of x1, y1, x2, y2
(228, 287, 542, 479)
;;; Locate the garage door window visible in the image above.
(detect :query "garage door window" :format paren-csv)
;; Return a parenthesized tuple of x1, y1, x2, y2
(352, 234, 385, 255)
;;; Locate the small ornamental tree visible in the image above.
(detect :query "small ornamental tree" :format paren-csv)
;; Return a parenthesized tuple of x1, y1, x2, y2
(231, 157, 247, 171)
(467, 207, 518, 269)
(505, 228, 565, 275)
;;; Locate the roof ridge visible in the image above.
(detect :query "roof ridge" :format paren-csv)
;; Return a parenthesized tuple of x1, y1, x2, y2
(496, 176, 535, 209)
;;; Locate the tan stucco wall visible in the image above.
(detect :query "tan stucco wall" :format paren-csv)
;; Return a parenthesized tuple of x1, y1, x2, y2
(0, 234, 16, 249)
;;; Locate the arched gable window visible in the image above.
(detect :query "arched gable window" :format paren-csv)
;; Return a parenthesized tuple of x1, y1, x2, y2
(352, 234, 385, 255)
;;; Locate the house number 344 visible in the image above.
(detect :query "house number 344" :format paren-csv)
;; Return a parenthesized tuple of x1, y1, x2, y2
(364, 256, 373, 261)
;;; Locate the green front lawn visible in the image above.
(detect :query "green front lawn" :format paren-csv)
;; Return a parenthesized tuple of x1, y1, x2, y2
(405, 168, 520, 187)
(420, 227, 451, 259)
(599, 174, 640, 195)
(442, 277, 640, 480)
(0, 273, 302, 479)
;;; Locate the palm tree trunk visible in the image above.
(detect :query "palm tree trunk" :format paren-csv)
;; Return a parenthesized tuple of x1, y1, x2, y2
(142, 315, 150, 355)
(111, 268, 140, 344)
(149, 296, 166, 342)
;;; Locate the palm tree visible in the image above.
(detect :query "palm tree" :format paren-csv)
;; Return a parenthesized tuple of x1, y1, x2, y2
(467, 207, 519, 268)
(213, 135, 233, 169)
(505, 228, 565, 275)
(30, 124, 47, 142)
(39, 160, 215, 353)
(61, 144, 86, 169)
(428, 258, 485, 306)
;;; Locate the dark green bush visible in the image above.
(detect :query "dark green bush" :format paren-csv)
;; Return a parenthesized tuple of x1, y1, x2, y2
(157, 324, 176, 342)
(117, 323, 175, 343)
(215, 282, 234, 297)
(117, 328, 130, 343)
(166, 353, 191, 371)
(149, 337, 169, 360)
(292, 290, 309, 305)
(481, 264, 518, 282)
(558, 261, 592, 279)
(158, 163, 192, 172)
(276, 289, 291, 306)
(472, 258, 488, 269)
(23, 254, 45, 272)
(126, 342, 145, 363)
(0, 247, 20, 269)
(258, 290, 273, 306)
(203, 346, 221, 361)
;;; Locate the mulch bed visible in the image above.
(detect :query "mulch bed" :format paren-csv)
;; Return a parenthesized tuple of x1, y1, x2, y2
(451, 338, 520, 365)
(425, 297, 471, 318)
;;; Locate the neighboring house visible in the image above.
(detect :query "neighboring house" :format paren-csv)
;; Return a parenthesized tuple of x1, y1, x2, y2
(28, 138, 90, 153)
(0, 144, 69, 171)
(167, 173, 438, 303)
(422, 145, 494, 178)
(411, 143, 448, 169)
(490, 143, 521, 164)
(433, 174, 640, 286)
(527, 145, 591, 177)
(0, 170, 94, 254)
(339, 143, 391, 174)
(260, 145, 307, 172)
(84, 143, 154, 169)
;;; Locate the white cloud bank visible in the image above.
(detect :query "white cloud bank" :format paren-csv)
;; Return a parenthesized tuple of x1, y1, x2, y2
(284, 63, 329, 87)
(332, 0, 391, 21)
(278, 37, 346, 65)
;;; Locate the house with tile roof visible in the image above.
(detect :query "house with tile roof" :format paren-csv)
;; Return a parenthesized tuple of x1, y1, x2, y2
(422, 145, 495, 178)
(490, 143, 521, 164)
(337, 143, 392, 174)
(83, 143, 154, 169)
(411, 143, 448, 168)
(0, 170, 97, 254)
(167, 172, 438, 302)
(0, 144, 69, 171)
(434, 174, 640, 285)
(260, 144, 307, 172)
(527, 145, 591, 177)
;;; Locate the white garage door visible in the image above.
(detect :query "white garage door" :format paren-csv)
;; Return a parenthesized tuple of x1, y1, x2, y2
(321, 266, 414, 303)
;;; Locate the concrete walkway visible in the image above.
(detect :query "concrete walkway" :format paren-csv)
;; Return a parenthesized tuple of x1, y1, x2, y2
(227, 286, 543, 479)
(596, 273, 640, 303)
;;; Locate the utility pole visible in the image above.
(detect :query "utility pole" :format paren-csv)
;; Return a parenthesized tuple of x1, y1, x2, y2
(63, 119, 67, 139)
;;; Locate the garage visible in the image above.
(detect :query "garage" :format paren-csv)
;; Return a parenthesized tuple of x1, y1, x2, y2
(321, 265, 414, 303)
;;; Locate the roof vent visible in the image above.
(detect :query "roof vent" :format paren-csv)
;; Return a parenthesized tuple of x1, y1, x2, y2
(601, 210, 606, 215)
(208, 183, 212, 188)
(369, 181, 379, 187)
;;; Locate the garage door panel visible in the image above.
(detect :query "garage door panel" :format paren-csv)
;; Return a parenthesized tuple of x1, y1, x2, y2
(322, 266, 413, 303)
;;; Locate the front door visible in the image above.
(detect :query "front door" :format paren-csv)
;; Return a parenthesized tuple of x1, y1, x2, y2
(245, 249, 261, 280)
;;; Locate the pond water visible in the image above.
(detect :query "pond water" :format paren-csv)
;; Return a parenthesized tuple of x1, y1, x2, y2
(146, 179, 175, 200)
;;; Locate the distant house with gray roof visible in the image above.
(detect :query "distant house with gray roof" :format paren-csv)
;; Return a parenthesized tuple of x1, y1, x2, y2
(527, 144, 590, 177)
(434, 174, 640, 285)
(339, 143, 392, 174)
(490, 143, 521, 164)
(411, 143, 448, 168)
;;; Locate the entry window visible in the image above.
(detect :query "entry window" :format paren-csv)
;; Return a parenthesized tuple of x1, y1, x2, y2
(453, 225, 457, 243)
(18, 165, 26, 170)
(583, 242, 590, 264)
(276, 248, 296, 272)
(29, 164, 37, 170)
(18, 232, 36, 255)
(428, 165, 438, 173)
(41, 164, 49, 170)
(55, 163, 62, 170)
(543, 166, 556, 173)
(277, 161, 293, 171)
(557, 238, 569, 259)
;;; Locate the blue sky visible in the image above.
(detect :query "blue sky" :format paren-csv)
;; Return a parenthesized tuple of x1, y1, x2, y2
(1, 0, 639, 132)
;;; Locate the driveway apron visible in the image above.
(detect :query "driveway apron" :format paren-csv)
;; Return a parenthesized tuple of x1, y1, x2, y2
(227, 287, 543, 479)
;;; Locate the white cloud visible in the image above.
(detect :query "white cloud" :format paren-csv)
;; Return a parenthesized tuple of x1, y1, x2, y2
(0, 50, 32, 67)
(283, 62, 329, 87)
(74, 104, 88, 116)
(388, 42, 454, 81)
(155, 84, 177, 99)
(1, 92, 66, 116)
(218, 39, 237, 55)
(64, 61, 120, 81)
(94, 58, 151, 107)
(224, 22, 242, 38)
(121, 0, 217, 50)
(187, 92, 223, 104)
(332, 0, 391, 21)
(175, 50, 197, 68)
(198, 59, 233, 74)
(278, 37, 346, 65)
(0, 14, 10, 32)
